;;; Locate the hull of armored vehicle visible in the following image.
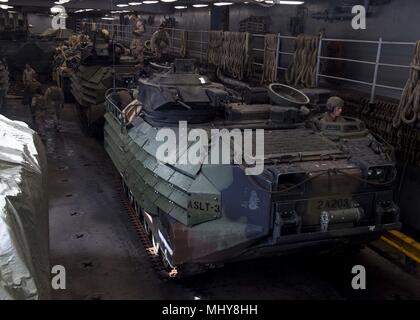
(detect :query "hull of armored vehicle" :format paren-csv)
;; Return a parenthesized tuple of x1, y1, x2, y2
(105, 115, 400, 272)
(104, 63, 400, 275)
(71, 64, 136, 130)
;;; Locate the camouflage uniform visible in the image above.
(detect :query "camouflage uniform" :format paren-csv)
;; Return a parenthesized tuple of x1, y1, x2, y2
(24, 80, 42, 121)
(129, 15, 145, 68)
(23, 67, 38, 114)
(45, 85, 64, 129)
(151, 29, 170, 59)
(130, 37, 144, 68)
(322, 112, 346, 122)
(33, 94, 47, 139)
(23, 67, 37, 87)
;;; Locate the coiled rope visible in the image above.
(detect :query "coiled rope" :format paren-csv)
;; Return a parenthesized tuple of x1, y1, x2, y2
(286, 34, 320, 88)
(208, 31, 223, 67)
(180, 30, 187, 58)
(261, 33, 278, 84)
(208, 31, 252, 81)
(393, 40, 420, 128)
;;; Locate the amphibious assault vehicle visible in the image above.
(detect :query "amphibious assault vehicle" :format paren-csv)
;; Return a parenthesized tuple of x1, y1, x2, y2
(104, 60, 400, 276)
(70, 31, 136, 131)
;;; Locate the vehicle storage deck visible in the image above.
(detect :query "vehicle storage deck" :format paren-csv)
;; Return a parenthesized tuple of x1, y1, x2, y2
(2, 99, 420, 299)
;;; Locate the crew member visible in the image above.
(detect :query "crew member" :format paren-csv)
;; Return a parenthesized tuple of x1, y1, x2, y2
(129, 15, 146, 68)
(44, 81, 64, 130)
(33, 89, 47, 139)
(322, 96, 346, 122)
(23, 64, 38, 120)
(150, 23, 170, 60)
(23, 64, 37, 86)
(23, 79, 42, 122)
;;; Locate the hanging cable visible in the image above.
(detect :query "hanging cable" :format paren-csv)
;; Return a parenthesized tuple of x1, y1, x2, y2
(208, 31, 223, 68)
(393, 40, 420, 128)
(261, 33, 277, 84)
(286, 34, 320, 88)
(179, 30, 187, 58)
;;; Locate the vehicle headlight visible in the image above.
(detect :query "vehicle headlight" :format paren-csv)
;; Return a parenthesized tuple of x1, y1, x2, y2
(366, 166, 393, 182)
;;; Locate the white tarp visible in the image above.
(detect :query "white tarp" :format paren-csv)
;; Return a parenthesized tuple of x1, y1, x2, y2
(0, 115, 50, 300)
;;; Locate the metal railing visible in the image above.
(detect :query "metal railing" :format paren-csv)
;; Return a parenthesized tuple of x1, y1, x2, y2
(316, 37, 415, 102)
(105, 88, 127, 129)
(79, 20, 416, 102)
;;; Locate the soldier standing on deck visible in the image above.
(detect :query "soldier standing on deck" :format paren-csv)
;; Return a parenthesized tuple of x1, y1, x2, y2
(150, 22, 170, 61)
(129, 15, 145, 68)
(22, 64, 39, 121)
(23, 64, 37, 86)
(24, 80, 42, 122)
(33, 89, 47, 139)
(44, 81, 64, 131)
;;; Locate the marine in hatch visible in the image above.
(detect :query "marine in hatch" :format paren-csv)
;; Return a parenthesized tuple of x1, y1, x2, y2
(322, 96, 346, 122)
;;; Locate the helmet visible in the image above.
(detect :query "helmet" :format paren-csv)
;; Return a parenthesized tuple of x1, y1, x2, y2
(326, 96, 344, 113)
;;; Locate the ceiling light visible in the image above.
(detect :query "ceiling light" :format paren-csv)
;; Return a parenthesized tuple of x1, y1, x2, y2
(214, 2, 233, 5)
(54, 0, 70, 4)
(117, 3, 129, 7)
(50, 6, 66, 14)
(174, 5, 187, 9)
(102, 17, 117, 20)
(192, 4, 208, 7)
(84, 8, 94, 11)
(128, 2, 142, 5)
(0, 4, 12, 9)
(161, 0, 177, 2)
(0, 0, 9, 3)
(143, 0, 158, 3)
(279, 1, 304, 4)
